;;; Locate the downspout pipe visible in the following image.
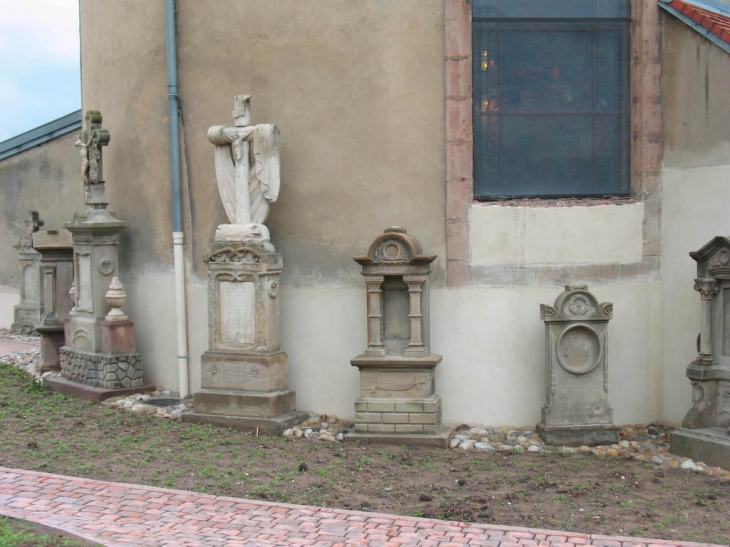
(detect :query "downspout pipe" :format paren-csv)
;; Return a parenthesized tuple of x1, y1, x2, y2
(165, 0, 190, 397)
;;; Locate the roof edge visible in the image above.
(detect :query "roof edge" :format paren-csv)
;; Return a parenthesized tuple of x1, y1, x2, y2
(660, 0, 730, 54)
(0, 110, 83, 161)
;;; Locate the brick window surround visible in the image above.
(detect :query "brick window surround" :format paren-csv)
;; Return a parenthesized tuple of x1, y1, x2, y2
(445, 0, 662, 287)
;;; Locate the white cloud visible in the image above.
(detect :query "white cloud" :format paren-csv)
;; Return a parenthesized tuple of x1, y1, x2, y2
(0, 0, 80, 141)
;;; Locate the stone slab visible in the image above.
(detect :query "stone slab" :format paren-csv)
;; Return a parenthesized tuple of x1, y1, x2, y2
(359, 369, 435, 398)
(192, 389, 296, 418)
(47, 376, 154, 403)
(200, 350, 288, 392)
(536, 423, 619, 446)
(182, 410, 308, 435)
(670, 426, 730, 469)
(345, 425, 454, 448)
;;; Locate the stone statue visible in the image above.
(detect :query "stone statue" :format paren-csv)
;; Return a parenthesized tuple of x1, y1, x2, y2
(207, 94, 281, 246)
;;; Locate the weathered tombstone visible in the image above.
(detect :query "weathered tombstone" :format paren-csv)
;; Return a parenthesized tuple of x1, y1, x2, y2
(11, 212, 44, 333)
(348, 227, 453, 447)
(32, 228, 74, 372)
(49, 111, 151, 401)
(671, 237, 730, 467)
(537, 285, 618, 446)
(183, 94, 307, 433)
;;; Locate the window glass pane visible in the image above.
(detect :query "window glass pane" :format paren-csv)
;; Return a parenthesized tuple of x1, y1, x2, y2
(473, 0, 630, 20)
(472, 18, 630, 199)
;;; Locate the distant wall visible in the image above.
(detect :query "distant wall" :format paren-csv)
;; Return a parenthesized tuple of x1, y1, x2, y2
(660, 14, 730, 424)
(0, 131, 82, 297)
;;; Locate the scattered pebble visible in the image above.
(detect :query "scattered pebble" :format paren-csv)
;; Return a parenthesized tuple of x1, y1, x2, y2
(2, 328, 728, 479)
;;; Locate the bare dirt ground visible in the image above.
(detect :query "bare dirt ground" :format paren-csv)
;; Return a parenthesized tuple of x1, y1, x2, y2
(1, 363, 729, 545)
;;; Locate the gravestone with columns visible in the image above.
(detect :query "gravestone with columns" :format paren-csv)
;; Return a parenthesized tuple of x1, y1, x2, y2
(348, 227, 453, 447)
(671, 237, 730, 468)
(183, 94, 307, 433)
(11, 211, 44, 333)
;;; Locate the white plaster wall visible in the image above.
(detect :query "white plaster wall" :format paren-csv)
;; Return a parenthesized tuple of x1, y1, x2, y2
(122, 274, 664, 427)
(0, 285, 19, 329)
(470, 202, 644, 266)
(660, 165, 730, 425)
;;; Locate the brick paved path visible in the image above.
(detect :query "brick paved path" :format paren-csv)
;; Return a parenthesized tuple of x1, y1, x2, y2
(0, 467, 723, 547)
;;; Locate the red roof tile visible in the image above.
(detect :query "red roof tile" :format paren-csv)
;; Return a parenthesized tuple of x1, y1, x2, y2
(666, 0, 730, 47)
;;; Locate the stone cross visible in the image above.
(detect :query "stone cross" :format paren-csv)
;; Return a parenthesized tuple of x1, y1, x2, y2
(24, 211, 44, 236)
(75, 111, 111, 210)
(207, 95, 281, 243)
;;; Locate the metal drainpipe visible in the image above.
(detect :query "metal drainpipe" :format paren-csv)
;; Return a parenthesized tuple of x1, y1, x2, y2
(165, 0, 189, 397)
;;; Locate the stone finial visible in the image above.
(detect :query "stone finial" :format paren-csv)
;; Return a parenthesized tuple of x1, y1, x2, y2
(69, 281, 76, 316)
(104, 277, 128, 321)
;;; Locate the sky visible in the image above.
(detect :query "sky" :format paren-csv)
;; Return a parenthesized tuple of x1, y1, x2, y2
(0, 0, 81, 142)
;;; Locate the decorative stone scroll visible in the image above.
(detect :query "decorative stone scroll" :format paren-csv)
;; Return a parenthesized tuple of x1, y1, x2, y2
(537, 285, 618, 446)
(671, 236, 730, 468)
(349, 227, 453, 447)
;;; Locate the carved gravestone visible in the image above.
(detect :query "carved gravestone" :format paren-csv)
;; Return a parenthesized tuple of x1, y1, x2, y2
(671, 237, 730, 468)
(537, 285, 618, 446)
(182, 95, 307, 433)
(349, 227, 453, 447)
(32, 228, 74, 372)
(50, 111, 151, 401)
(11, 212, 44, 333)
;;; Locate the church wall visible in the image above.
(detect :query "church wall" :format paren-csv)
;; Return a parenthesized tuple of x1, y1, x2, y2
(659, 15, 730, 424)
(71, 0, 724, 427)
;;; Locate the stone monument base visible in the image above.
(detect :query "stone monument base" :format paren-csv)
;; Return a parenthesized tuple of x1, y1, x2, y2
(182, 388, 308, 434)
(37, 327, 64, 373)
(670, 427, 730, 469)
(47, 375, 154, 403)
(346, 394, 454, 447)
(182, 411, 308, 434)
(537, 423, 620, 446)
(60, 346, 143, 389)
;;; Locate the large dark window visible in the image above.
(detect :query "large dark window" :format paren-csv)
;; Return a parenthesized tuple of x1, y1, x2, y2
(472, 0, 631, 199)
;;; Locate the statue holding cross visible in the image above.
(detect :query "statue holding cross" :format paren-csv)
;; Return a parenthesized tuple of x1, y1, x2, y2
(75, 110, 111, 212)
(207, 95, 281, 245)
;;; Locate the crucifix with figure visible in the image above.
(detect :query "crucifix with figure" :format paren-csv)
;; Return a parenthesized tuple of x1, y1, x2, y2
(75, 110, 111, 211)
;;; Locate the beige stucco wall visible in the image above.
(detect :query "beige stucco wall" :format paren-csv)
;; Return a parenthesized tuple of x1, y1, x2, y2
(71, 1, 724, 428)
(659, 14, 730, 424)
(0, 131, 82, 293)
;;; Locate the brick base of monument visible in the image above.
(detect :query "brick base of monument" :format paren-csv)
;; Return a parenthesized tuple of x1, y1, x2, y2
(536, 423, 620, 446)
(670, 426, 730, 469)
(346, 394, 454, 447)
(59, 346, 144, 389)
(182, 389, 308, 434)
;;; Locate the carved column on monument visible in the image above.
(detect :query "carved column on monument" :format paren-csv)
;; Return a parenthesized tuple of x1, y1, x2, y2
(349, 227, 453, 447)
(183, 94, 307, 433)
(671, 237, 730, 468)
(11, 211, 44, 333)
(50, 111, 151, 401)
(537, 285, 618, 446)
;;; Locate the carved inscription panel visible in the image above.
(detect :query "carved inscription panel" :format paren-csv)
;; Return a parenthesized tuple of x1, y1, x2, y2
(22, 265, 39, 302)
(77, 254, 93, 312)
(219, 281, 256, 345)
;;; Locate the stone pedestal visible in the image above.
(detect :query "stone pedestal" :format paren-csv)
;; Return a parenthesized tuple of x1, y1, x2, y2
(50, 111, 151, 401)
(183, 241, 307, 433)
(12, 212, 44, 333)
(670, 237, 730, 468)
(348, 228, 453, 447)
(33, 228, 74, 372)
(537, 285, 618, 446)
